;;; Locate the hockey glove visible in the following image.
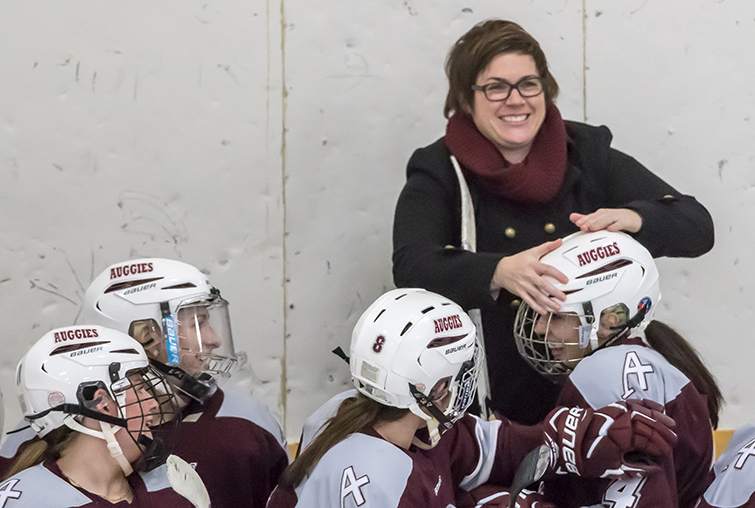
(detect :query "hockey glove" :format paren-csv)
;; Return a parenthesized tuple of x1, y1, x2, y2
(543, 399, 677, 478)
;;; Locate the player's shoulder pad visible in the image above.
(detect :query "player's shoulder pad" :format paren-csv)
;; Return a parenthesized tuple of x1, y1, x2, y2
(704, 424, 755, 507)
(216, 387, 286, 447)
(0, 422, 36, 459)
(0, 464, 91, 507)
(296, 433, 413, 508)
(301, 389, 358, 450)
(569, 344, 688, 409)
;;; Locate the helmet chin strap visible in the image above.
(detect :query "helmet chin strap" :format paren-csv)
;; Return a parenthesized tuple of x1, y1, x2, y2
(63, 416, 134, 476)
(408, 404, 441, 450)
(408, 382, 456, 450)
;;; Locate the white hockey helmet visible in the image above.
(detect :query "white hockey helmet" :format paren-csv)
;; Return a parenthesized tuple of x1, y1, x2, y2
(16, 325, 179, 474)
(514, 231, 660, 382)
(81, 258, 239, 402)
(350, 288, 480, 447)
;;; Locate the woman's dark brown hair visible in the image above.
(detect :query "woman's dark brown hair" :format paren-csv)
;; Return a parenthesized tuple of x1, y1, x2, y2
(280, 393, 409, 489)
(444, 19, 559, 118)
(645, 320, 723, 429)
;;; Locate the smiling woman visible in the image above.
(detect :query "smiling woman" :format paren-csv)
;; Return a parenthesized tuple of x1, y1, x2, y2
(469, 53, 547, 164)
(392, 19, 715, 425)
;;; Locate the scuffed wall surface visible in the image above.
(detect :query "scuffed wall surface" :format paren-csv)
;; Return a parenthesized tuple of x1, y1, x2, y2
(0, 1, 286, 432)
(1, 0, 753, 440)
(282, 0, 584, 435)
(585, 0, 755, 430)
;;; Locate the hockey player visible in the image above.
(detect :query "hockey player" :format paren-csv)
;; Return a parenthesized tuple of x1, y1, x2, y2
(514, 231, 721, 508)
(81, 258, 288, 508)
(267, 288, 678, 508)
(698, 424, 755, 508)
(0, 258, 287, 508)
(0, 325, 194, 507)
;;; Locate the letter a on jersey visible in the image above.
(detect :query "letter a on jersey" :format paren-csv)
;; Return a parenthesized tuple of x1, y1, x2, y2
(0, 479, 22, 508)
(340, 466, 370, 508)
(732, 438, 755, 470)
(621, 351, 654, 399)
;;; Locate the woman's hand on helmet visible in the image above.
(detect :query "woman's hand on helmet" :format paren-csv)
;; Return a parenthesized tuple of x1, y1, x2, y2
(491, 239, 568, 315)
(570, 209, 642, 234)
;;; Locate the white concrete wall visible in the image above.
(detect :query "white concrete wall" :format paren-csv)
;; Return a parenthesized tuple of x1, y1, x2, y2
(1, 0, 753, 441)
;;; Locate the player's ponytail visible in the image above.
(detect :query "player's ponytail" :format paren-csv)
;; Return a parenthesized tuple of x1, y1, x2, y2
(644, 320, 723, 428)
(3, 427, 75, 480)
(280, 393, 409, 489)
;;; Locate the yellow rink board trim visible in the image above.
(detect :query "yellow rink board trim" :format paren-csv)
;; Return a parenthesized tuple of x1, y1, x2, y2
(288, 442, 299, 462)
(713, 429, 734, 459)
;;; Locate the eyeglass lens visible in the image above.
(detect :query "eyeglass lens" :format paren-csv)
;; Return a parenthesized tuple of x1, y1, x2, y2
(484, 78, 542, 101)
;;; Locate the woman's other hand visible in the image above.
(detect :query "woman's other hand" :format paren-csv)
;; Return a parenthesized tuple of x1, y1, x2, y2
(570, 208, 642, 233)
(491, 239, 568, 315)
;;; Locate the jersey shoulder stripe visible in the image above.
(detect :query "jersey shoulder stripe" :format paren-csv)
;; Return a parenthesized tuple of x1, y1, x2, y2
(704, 424, 755, 508)
(300, 389, 358, 450)
(0, 464, 90, 507)
(0, 423, 35, 459)
(215, 388, 287, 448)
(459, 415, 502, 491)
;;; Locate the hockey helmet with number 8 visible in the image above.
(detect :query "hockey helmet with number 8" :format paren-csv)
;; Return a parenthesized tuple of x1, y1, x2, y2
(514, 231, 660, 383)
(350, 288, 480, 447)
(81, 258, 240, 402)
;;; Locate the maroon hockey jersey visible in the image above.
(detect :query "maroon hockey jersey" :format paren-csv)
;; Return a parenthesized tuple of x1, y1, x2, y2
(175, 387, 288, 508)
(544, 337, 713, 508)
(698, 424, 755, 508)
(267, 413, 544, 508)
(0, 460, 193, 507)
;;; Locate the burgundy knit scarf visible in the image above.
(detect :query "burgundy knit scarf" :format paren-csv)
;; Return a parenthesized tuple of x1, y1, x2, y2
(444, 103, 568, 205)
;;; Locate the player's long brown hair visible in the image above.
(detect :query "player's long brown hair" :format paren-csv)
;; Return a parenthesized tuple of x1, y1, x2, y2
(2, 427, 76, 480)
(280, 393, 409, 489)
(645, 320, 723, 429)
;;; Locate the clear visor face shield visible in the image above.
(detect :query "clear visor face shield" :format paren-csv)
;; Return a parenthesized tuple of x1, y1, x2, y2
(513, 303, 594, 384)
(165, 293, 238, 385)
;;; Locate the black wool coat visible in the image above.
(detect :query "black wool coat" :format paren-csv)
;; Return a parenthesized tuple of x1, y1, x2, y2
(392, 120, 714, 424)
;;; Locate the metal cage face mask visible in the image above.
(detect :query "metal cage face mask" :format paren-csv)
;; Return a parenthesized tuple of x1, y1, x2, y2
(513, 304, 594, 384)
(166, 293, 238, 385)
(106, 365, 180, 471)
(445, 344, 481, 423)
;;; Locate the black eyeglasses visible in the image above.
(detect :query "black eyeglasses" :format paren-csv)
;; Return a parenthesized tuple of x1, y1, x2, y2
(471, 76, 544, 102)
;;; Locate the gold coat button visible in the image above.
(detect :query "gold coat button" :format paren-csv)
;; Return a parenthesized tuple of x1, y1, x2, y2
(510, 299, 521, 309)
(544, 223, 556, 234)
(505, 227, 516, 238)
